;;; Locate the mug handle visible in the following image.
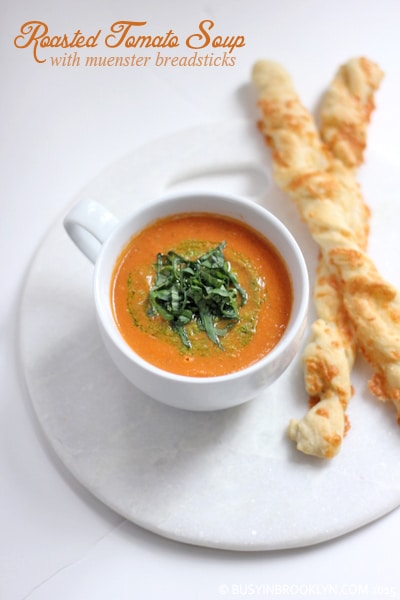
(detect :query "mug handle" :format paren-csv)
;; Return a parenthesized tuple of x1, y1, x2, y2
(63, 199, 119, 264)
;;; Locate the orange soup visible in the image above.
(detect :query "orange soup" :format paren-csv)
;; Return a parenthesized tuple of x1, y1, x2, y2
(111, 213, 293, 377)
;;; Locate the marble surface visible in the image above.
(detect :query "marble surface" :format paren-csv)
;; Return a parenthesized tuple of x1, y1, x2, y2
(19, 121, 400, 552)
(3, 0, 400, 598)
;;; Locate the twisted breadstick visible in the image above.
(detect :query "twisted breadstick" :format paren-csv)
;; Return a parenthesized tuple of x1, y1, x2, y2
(289, 58, 382, 458)
(252, 59, 400, 458)
(252, 60, 364, 457)
(321, 57, 383, 168)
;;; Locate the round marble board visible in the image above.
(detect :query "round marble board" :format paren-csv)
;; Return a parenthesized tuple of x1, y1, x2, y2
(18, 120, 400, 551)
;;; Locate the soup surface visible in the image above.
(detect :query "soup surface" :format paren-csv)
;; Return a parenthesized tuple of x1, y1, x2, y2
(111, 213, 293, 377)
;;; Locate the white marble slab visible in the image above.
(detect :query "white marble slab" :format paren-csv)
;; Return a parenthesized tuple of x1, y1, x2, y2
(18, 120, 400, 551)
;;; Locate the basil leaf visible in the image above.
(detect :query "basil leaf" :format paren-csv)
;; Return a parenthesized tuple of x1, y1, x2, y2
(147, 241, 248, 349)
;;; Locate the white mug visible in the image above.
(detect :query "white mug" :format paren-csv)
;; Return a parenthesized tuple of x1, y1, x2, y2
(63, 191, 309, 411)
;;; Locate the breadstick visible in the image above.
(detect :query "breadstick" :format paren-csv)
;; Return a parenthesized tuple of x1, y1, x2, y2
(252, 60, 360, 457)
(320, 57, 384, 168)
(252, 60, 400, 455)
(288, 58, 382, 458)
(311, 56, 383, 392)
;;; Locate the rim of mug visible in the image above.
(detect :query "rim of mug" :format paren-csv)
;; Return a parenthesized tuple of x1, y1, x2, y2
(94, 190, 309, 383)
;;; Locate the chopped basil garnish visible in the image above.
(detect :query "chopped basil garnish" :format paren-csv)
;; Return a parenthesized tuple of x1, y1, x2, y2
(147, 242, 248, 349)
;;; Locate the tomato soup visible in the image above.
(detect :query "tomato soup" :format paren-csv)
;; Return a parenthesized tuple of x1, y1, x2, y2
(111, 213, 293, 377)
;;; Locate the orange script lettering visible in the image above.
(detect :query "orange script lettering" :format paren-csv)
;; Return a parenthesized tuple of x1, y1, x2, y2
(105, 21, 179, 49)
(14, 21, 101, 63)
(186, 20, 245, 53)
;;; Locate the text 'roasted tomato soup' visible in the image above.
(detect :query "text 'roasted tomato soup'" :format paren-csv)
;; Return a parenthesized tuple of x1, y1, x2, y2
(111, 213, 293, 377)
